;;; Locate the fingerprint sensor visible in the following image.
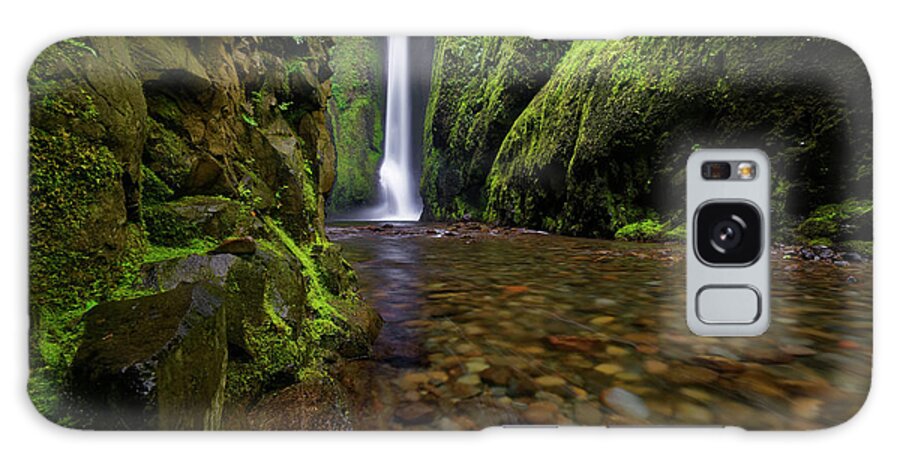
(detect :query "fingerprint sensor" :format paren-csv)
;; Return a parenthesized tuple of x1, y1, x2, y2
(696, 286, 761, 324)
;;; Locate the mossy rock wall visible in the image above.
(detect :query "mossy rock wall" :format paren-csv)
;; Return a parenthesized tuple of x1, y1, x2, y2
(326, 37, 387, 213)
(420, 37, 570, 220)
(483, 37, 871, 239)
(28, 37, 380, 428)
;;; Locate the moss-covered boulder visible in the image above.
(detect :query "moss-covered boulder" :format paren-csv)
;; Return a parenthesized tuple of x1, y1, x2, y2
(484, 37, 871, 238)
(795, 199, 873, 246)
(143, 196, 251, 247)
(70, 283, 228, 430)
(420, 37, 570, 220)
(326, 37, 386, 213)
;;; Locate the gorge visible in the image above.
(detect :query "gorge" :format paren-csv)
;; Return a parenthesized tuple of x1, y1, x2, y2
(28, 36, 873, 430)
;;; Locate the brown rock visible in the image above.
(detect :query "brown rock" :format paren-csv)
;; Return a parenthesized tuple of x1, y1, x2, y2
(523, 401, 559, 424)
(481, 366, 512, 386)
(394, 402, 438, 425)
(692, 355, 747, 373)
(210, 236, 257, 255)
(663, 365, 719, 385)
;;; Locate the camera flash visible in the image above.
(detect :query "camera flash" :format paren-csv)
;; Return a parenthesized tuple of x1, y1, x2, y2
(737, 162, 756, 180)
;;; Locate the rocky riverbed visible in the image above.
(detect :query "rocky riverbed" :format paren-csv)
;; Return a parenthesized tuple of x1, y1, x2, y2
(326, 221, 871, 430)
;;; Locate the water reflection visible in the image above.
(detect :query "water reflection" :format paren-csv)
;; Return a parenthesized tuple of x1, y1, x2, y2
(331, 223, 872, 430)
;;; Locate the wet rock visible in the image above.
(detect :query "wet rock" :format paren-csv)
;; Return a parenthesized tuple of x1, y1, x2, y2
(593, 363, 624, 376)
(209, 236, 257, 255)
(71, 283, 227, 430)
(663, 365, 719, 384)
(834, 260, 849, 267)
(507, 373, 540, 397)
(453, 374, 483, 398)
(523, 401, 560, 424)
(535, 391, 566, 406)
(790, 398, 823, 420)
(546, 334, 599, 352)
(674, 402, 714, 424)
(143, 196, 247, 247)
(465, 360, 490, 374)
(534, 375, 567, 388)
(589, 315, 615, 326)
(692, 355, 746, 373)
(779, 345, 818, 357)
(601, 387, 650, 420)
(394, 402, 438, 425)
(397, 372, 431, 391)
(643, 359, 669, 375)
(481, 366, 512, 386)
(606, 345, 630, 356)
(247, 378, 352, 430)
(741, 348, 794, 364)
(842, 252, 863, 263)
(573, 402, 605, 425)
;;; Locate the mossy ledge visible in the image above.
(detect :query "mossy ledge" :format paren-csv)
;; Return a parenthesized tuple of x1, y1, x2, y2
(28, 37, 380, 429)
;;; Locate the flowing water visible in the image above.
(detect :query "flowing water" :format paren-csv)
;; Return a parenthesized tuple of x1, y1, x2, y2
(354, 37, 423, 221)
(330, 222, 872, 430)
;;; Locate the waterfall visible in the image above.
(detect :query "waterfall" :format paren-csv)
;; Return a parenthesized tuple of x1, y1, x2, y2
(358, 36, 423, 221)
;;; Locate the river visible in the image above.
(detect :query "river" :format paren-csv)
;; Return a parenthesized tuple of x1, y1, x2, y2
(329, 221, 871, 430)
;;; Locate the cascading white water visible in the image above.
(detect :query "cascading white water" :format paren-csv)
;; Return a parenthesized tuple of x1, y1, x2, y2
(358, 36, 423, 221)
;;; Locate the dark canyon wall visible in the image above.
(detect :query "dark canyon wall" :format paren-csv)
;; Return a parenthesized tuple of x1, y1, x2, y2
(29, 37, 380, 429)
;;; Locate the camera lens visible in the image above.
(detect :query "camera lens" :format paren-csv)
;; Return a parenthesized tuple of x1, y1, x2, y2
(695, 202, 762, 265)
(711, 219, 743, 251)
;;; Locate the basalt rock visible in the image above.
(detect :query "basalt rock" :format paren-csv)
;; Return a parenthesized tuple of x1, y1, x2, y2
(70, 283, 228, 430)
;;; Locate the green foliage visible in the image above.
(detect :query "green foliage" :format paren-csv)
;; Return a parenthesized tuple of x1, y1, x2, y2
(614, 219, 665, 242)
(481, 37, 871, 239)
(421, 37, 570, 220)
(241, 113, 258, 127)
(264, 216, 345, 323)
(141, 164, 174, 205)
(62, 38, 97, 57)
(143, 239, 217, 264)
(837, 240, 873, 257)
(327, 37, 386, 212)
(796, 199, 873, 245)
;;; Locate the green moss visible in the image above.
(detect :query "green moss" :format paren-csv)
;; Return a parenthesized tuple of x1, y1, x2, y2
(327, 37, 386, 212)
(421, 37, 569, 220)
(796, 199, 873, 245)
(614, 219, 665, 242)
(263, 216, 346, 324)
(144, 239, 218, 264)
(837, 240, 873, 257)
(143, 196, 246, 247)
(482, 37, 871, 239)
(141, 164, 174, 205)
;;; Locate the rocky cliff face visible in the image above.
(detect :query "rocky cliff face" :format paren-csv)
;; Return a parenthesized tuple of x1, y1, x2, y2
(420, 37, 569, 221)
(29, 37, 380, 429)
(483, 37, 871, 239)
(326, 37, 387, 213)
(418, 37, 871, 242)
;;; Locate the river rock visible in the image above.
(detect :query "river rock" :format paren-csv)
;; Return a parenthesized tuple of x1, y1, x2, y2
(394, 402, 438, 425)
(663, 365, 719, 384)
(573, 402, 605, 425)
(594, 363, 624, 376)
(523, 401, 560, 424)
(246, 377, 352, 430)
(600, 387, 650, 420)
(70, 283, 227, 430)
(534, 375, 567, 388)
(692, 355, 746, 373)
(481, 366, 512, 386)
(643, 359, 669, 375)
